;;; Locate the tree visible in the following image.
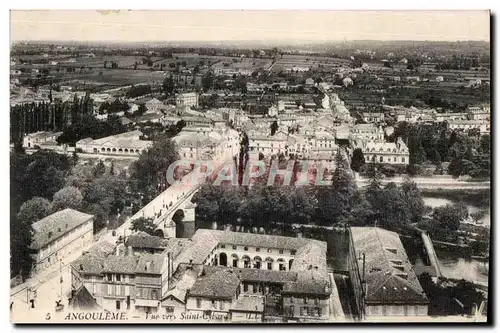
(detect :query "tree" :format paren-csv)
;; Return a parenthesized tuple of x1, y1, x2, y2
(400, 179, 425, 223)
(270, 121, 279, 136)
(52, 186, 83, 212)
(130, 135, 180, 198)
(351, 148, 365, 172)
(10, 215, 34, 279)
(17, 197, 51, 224)
(130, 217, 156, 235)
(432, 203, 468, 233)
(137, 104, 147, 115)
(93, 160, 106, 177)
(202, 72, 214, 91)
(162, 74, 175, 95)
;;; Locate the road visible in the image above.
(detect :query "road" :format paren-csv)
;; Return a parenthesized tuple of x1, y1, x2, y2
(356, 176, 490, 190)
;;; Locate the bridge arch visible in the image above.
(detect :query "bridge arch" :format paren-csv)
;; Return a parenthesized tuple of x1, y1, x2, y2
(153, 229, 164, 238)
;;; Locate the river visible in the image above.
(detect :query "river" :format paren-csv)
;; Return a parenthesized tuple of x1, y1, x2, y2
(422, 196, 490, 284)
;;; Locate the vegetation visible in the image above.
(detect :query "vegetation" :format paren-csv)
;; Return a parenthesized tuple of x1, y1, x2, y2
(389, 123, 490, 178)
(129, 135, 180, 204)
(194, 152, 426, 233)
(130, 217, 157, 235)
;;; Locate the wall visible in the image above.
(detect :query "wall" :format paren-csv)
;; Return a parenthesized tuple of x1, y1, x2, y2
(34, 219, 94, 275)
(365, 304, 428, 316)
(216, 244, 295, 271)
(186, 296, 232, 313)
(282, 295, 329, 319)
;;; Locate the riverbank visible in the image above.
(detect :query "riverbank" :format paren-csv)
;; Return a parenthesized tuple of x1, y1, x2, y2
(421, 188, 490, 208)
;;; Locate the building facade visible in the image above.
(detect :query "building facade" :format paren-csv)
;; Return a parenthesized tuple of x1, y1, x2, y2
(31, 209, 94, 276)
(176, 92, 199, 108)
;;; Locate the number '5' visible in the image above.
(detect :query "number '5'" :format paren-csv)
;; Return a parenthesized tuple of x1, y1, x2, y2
(46, 313, 51, 320)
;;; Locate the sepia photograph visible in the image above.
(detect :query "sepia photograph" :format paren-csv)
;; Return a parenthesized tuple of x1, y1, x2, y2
(8, 9, 491, 324)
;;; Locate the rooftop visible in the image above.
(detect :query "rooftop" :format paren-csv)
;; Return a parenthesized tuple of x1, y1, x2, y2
(350, 227, 428, 304)
(31, 209, 93, 250)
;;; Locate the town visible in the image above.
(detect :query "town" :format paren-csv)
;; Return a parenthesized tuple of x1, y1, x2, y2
(10, 35, 490, 322)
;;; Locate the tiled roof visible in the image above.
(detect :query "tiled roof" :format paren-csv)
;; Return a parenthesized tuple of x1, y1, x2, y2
(72, 254, 105, 275)
(31, 209, 93, 250)
(125, 234, 166, 249)
(85, 241, 116, 258)
(350, 227, 428, 304)
(165, 264, 203, 303)
(204, 266, 297, 284)
(283, 279, 331, 296)
(215, 230, 311, 250)
(188, 268, 240, 300)
(174, 230, 219, 265)
(102, 256, 140, 274)
(134, 253, 166, 275)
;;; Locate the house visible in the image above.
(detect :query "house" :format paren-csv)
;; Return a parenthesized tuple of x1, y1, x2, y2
(30, 209, 94, 276)
(352, 137, 410, 165)
(71, 250, 174, 313)
(362, 112, 385, 123)
(23, 131, 63, 149)
(175, 92, 199, 108)
(348, 227, 429, 318)
(179, 229, 332, 322)
(447, 120, 490, 135)
(467, 105, 490, 121)
(305, 78, 315, 88)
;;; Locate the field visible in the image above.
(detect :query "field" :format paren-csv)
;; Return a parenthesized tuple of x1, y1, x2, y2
(271, 54, 350, 73)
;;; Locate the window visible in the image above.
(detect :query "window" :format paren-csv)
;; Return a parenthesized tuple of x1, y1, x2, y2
(303, 297, 308, 304)
(107, 284, 113, 295)
(300, 307, 304, 316)
(256, 248, 260, 252)
(232, 245, 237, 250)
(233, 259, 238, 267)
(290, 296, 294, 303)
(289, 306, 294, 316)
(279, 250, 284, 254)
(317, 307, 322, 317)
(314, 298, 319, 305)
(196, 298, 202, 308)
(125, 286, 130, 296)
(92, 284, 96, 294)
(290, 250, 296, 255)
(243, 283, 248, 292)
(116, 301, 120, 310)
(212, 300, 216, 308)
(268, 249, 272, 253)
(136, 288, 141, 298)
(48, 257, 51, 263)
(116, 285, 121, 295)
(220, 301, 225, 310)
(107, 274, 112, 281)
(267, 262, 272, 270)
(116, 274, 121, 282)
(152, 289, 158, 299)
(220, 244, 225, 249)
(244, 246, 248, 251)
(166, 306, 174, 313)
(252, 284, 257, 293)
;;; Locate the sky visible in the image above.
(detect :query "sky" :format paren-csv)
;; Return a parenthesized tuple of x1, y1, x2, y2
(10, 10, 490, 42)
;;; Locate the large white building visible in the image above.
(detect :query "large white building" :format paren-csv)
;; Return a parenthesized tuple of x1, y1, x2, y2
(30, 209, 94, 276)
(352, 137, 410, 165)
(75, 130, 153, 156)
(447, 119, 490, 135)
(175, 92, 199, 108)
(23, 131, 63, 149)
